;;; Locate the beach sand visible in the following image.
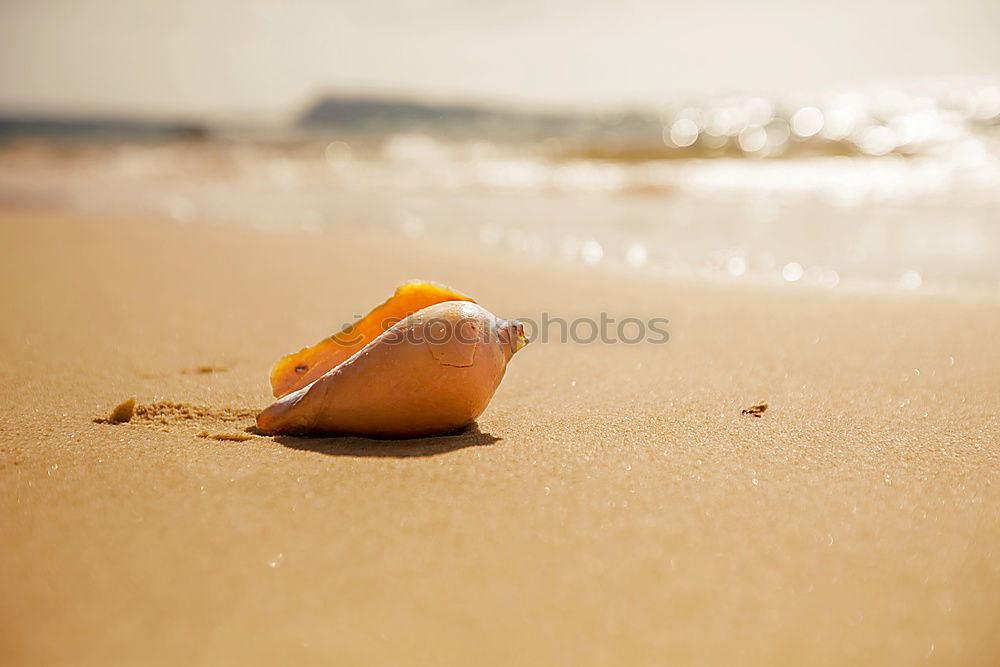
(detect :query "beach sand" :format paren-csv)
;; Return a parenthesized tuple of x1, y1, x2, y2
(1, 205, 998, 665)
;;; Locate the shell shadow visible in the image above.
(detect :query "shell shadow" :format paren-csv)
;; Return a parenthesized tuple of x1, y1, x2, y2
(270, 423, 500, 458)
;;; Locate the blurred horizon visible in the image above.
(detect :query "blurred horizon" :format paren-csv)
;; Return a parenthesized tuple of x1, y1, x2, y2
(2, 0, 1000, 122)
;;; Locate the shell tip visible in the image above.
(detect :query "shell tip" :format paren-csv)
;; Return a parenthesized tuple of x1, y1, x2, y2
(500, 319, 528, 357)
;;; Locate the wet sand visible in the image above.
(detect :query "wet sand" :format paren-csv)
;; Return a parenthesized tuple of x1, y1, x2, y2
(1, 205, 998, 665)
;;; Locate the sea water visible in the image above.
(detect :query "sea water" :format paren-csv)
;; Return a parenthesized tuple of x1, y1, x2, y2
(1, 79, 998, 294)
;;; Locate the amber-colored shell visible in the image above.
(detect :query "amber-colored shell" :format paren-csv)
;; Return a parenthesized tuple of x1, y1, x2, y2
(269, 280, 474, 398)
(257, 300, 527, 438)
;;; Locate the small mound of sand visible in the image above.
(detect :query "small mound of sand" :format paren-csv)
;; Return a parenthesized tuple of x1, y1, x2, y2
(197, 431, 254, 442)
(132, 401, 258, 425)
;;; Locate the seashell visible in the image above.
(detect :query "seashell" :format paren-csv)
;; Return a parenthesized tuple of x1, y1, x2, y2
(269, 280, 475, 399)
(257, 294, 527, 438)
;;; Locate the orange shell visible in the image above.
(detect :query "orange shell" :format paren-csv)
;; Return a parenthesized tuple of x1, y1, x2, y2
(269, 280, 474, 398)
(257, 301, 527, 438)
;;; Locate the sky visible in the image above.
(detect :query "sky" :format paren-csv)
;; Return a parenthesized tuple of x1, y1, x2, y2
(1, 0, 999, 120)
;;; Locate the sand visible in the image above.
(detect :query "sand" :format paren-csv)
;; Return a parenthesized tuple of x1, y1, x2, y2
(1, 205, 998, 665)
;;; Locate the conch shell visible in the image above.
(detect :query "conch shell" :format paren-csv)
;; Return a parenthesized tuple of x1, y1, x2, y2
(270, 280, 475, 398)
(257, 283, 527, 438)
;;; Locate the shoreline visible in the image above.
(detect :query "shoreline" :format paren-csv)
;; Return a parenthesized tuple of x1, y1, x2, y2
(3, 137, 1000, 296)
